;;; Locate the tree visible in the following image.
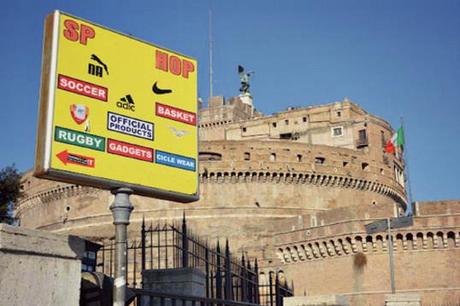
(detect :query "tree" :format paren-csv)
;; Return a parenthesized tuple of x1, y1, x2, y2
(0, 165, 22, 224)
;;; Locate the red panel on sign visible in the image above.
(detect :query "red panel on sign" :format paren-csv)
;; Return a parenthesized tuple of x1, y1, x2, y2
(58, 74, 108, 101)
(155, 102, 196, 126)
(107, 139, 154, 162)
(56, 150, 95, 168)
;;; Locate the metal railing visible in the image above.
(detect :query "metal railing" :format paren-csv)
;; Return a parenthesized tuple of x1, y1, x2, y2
(130, 288, 261, 306)
(97, 216, 293, 305)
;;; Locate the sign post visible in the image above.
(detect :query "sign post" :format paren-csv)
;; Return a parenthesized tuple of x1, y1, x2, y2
(35, 11, 198, 304)
(365, 215, 413, 294)
(110, 188, 134, 305)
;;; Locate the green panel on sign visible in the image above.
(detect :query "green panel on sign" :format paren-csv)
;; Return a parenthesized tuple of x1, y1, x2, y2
(54, 126, 106, 151)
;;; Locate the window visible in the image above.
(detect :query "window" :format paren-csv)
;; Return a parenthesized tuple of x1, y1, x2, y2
(311, 215, 317, 227)
(242, 127, 247, 132)
(362, 162, 369, 171)
(244, 152, 250, 160)
(303, 117, 307, 122)
(343, 161, 349, 167)
(357, 129, 368, 148)
(280, 133, 292, 140)
(332, 126, 343, 137)
(272, 122, 277, 128)
(315, 157, 325, 164)
(285, 119, 289, 125)
(337, 111, 341, 117)
(359, 129, 367, 141)
(270, 153, 276, 161)
(381, 131, 386, 148)
(394, 164, 405, 187)
(297, 154, 302, 162)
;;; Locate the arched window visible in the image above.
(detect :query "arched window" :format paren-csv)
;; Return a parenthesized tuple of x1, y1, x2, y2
(447, 231, 456, 248)
(199, 152, 222, 161)
(426, 232, 434, 248)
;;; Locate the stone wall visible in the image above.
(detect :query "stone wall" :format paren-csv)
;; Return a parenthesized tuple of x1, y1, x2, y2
(272, 212, 460, 305)
(0, 224, 85, 306)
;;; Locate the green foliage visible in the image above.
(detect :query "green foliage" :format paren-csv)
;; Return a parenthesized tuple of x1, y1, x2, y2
(0, 165, 22, 224)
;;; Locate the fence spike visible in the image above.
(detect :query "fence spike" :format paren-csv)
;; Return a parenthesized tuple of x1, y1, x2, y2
(225, 239, 230, 257)
(141, 216, 146, 278)
(216, 243, 222, 300)
(182, 214, 188, 268)
(275, 271, 280, 306)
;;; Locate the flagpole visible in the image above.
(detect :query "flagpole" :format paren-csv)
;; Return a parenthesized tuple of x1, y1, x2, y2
(208, 1, 214, 98)
(400, 116, 414, 215)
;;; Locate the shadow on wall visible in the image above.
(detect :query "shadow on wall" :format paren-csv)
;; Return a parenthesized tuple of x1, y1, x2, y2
(352, 252, 367, 306)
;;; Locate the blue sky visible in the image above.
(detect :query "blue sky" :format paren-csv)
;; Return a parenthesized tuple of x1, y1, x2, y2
(1, 0, 459, 201)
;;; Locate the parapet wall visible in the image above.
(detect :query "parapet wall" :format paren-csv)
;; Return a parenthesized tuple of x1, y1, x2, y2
(271, 203, 460, 305)
(199, 140, 406, 205)
(16, 137, 406, 258)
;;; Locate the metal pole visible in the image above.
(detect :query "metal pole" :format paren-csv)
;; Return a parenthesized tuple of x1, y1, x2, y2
(110, 187, 134, 306)
(208, 4, 213, 98)
(400, 117, 414, 216)
(387, 218, 395, 294)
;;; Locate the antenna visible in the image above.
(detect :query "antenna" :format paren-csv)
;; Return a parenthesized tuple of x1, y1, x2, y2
(208, 2, 214, 98)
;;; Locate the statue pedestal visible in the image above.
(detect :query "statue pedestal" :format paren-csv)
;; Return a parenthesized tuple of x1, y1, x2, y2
(239, 93, 253, 106)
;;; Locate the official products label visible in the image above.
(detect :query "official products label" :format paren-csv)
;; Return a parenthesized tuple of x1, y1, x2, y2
(57, 74, 108, 101)
(155, 150, 196, 171)
(107, 112, 154, 140)
(156, 103, 196, 126)
(107, 139, 153, 162)
(54, 126, 105, 151)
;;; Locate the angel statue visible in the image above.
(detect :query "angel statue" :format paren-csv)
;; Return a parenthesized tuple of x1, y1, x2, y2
(238, 65, 254, 94)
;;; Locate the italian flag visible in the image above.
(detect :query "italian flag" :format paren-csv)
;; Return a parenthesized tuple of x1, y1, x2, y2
(385, 127, 405, 154)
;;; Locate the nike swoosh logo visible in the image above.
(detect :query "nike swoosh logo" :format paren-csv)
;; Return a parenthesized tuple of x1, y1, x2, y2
(152, 82, 173, 95)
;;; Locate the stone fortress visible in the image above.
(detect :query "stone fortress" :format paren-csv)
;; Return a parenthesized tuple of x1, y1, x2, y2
(17, 94, 460, 305)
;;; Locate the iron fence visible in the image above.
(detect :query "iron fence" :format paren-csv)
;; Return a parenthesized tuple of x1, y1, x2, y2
(96, 216, 293, 305)
(258, 271, 293, 306)
(130, 288, 261, 306)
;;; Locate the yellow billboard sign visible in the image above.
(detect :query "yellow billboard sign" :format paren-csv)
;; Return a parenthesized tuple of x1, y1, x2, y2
(35, 11, 198, 202)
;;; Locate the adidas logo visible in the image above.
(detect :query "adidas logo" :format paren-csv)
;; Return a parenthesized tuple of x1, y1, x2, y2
(116, 94, 135, 111)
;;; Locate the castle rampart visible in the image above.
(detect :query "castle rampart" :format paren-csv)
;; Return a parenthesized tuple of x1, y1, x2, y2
(22, 97, 459, 305)
(268, 201, 460, 304)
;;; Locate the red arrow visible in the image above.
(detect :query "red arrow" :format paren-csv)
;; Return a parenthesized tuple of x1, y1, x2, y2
(56, 150, 69, 165)
(56, 150, 95, 168)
